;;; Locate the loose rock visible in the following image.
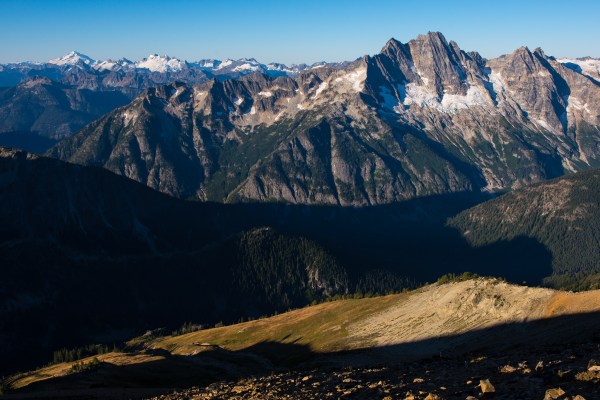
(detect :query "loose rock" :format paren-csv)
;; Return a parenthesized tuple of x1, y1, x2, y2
(479, 379, 495, 394)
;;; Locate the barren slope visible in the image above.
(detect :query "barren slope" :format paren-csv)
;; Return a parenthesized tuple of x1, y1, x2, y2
(154, 279, 600, 360)
(7, 279, 600, 398)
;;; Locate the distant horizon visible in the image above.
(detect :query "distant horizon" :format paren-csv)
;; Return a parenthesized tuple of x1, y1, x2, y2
(7, 35, 600, 67)
(1, 0, 599, 65)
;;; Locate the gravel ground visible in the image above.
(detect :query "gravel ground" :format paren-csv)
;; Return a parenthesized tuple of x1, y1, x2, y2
(147, 341, 600, 400)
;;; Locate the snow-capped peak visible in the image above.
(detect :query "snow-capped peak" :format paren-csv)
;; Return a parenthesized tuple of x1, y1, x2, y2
(135, 54, 185, 73)
(92, 58, 134, 71)
(18, 51, 335, 78)
(216, 59, 235, 70)
(48, 51, 95, 66)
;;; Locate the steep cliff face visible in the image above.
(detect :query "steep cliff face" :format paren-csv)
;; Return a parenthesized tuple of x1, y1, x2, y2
(48, 32, 600, 205)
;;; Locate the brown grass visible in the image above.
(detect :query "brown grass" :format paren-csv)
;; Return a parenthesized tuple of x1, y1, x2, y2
(152, 293, 408, 355)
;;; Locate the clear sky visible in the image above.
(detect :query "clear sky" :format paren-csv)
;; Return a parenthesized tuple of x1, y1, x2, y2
(1, 0, 599, 64)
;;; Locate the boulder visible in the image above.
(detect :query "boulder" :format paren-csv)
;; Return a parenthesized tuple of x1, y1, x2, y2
(479, 379, 495, 394)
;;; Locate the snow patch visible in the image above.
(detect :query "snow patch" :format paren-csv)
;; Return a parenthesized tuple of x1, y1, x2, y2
(136, 54, 185, 73)
(488, 71, 507, 93)
(233, 63, 262, 72)
(122, 112, 135, 126)
(93, 60, 116, 71)
(558, 58, 600, 80)
(441, 86, 489, 110)
(402, 83, 489, 113)
(313, 81, 328, 99)
(196, 59, 218, 68)
(335, 66, 367, 92)
(258, 91, 273, 98)
(216, 59, 234, 70)
(234, 97, 244, 105)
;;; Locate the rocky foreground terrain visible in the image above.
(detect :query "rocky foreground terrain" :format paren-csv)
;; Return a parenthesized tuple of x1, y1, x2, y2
(146, 341, 600, 400)
(5, 279, 600, 399)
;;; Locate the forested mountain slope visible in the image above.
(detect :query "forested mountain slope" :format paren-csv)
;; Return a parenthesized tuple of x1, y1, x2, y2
(450, 169, 600, 289)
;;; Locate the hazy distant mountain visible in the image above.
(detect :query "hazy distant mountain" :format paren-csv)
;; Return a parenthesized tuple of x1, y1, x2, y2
(48, 32, 600, 205)
(0, 52, 349, 150)
(0, 77, 131, 143)
(0, 51, 347, 89)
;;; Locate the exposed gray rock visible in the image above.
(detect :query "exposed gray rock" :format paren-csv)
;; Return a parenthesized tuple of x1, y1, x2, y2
(47, 32, 600, 205)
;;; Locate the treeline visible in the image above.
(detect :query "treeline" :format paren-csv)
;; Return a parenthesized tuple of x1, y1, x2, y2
(52, 344, 119, 364)
(436, 272, 480, 285)
(355, 269, 418, 295)
(230, 228, 421, 312)
(231, 227, 350, 309)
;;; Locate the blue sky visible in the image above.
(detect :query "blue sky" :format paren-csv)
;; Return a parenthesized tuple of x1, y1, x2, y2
(1, 0, 598, 64)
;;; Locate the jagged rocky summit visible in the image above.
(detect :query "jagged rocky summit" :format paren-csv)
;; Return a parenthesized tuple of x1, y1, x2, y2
(46, 32, 600, 205)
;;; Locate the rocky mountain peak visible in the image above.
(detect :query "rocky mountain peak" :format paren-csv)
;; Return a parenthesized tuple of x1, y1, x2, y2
(414, 31, 448, 44)
(406, 31, 469, 97)
(534, 47, 547, 58)
(381, 38, 405, 54)
(45, 32, 600, 205)
(511, 46, 537, 62)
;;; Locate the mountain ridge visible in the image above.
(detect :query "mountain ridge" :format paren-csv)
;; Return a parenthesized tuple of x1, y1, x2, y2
(47, 32, 600, 205)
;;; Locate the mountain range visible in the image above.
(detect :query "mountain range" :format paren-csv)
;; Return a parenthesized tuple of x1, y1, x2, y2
(3, 31, 600, 386)
(42, 32, 600, 205)
(2, 144, 600, 377)
(0, 52, 349, 150)
(0, 50, 349, 88)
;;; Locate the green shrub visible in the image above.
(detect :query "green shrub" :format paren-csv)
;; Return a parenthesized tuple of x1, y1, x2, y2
(69, 357, 102, 374)
(436, 272, 480, 285)
(52, 344, 118, 364)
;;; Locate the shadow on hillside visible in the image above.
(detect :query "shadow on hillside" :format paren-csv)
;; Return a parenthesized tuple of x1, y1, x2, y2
(6, 154, 554, 286)
(8, 311, 600, 399)
(2, 165, 557, 376)
(208, 193, 553, 285)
